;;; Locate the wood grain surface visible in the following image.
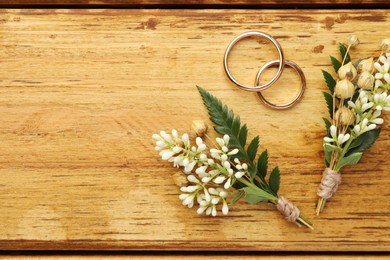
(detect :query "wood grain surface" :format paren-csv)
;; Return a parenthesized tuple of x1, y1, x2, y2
(1, 0, 390, 6)
(0, 9, 389, 251)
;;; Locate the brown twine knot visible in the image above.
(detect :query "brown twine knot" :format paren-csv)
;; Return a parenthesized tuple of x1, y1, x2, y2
(317, 168, 341, 200)
(276, 196, 301, 226)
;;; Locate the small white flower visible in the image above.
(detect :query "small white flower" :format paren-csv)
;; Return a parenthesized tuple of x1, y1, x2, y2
(222, 200, 229, 215)
(353, 125, 361, 135)
(187, 175, 199, 183)
(372, 118, 383, 124)
(235, 171, 245, 178)
(224, 177, 232, 189)
(323, 137, 334, 143)
(214, 176, 226, 184)
(330, 125, 337, 137)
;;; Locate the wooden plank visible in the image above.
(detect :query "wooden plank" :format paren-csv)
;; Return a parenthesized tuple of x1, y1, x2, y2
(1, 0, 389, 6)
(2, 255, 390, 260)
(0, 9, 389, 251)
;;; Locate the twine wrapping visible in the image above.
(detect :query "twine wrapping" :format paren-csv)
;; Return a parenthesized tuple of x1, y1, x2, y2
(317, 168, 341, 200)
(276, 196, 301, 226)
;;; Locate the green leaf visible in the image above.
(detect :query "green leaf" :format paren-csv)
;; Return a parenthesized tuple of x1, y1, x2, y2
(323, 117, 332, 136)
(197, 86, 249, 161)
(232, 116, 241, 136)
(346, 129, 381, 156)
(336, 152, 363, 171)
(249, 164, 257, 180)
(269, 166, 280, 196)
(321, 70, 336, 93)
(247, 136, 259, 162)
(245, 194, 266, 204)
(330, 55, 341, 73)
(256, 150, 268, 181)
(324, 149, 332, 167)
(323, 91, 334, 119)
(324, 143, 342, 153)
(242, 187, 276, 201)
(238, 124, 248, 147)
(339, 43, 351, 64)
(229, 190, 244, 205)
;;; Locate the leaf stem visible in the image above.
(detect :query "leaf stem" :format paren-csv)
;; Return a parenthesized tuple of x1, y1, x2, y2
(237, 178, 277, 202)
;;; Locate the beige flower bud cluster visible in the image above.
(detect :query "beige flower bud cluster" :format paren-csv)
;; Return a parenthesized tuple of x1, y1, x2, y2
(335, 107, 355, 126)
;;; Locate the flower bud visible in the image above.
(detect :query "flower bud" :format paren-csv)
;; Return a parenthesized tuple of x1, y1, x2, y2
(346, 35, 359, 48)
(338, 62, 357, 80)
(335, 107, 355, 126)
(357, 71, 375, 90)
(357, 57, 374, 73)
(172, 172, 188, 187)
(335, 79, 355, 99)
(380, 39, 390, 52)
(191, 120, 208, 137)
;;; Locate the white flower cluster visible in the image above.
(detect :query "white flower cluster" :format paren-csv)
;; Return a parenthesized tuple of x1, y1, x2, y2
(324, 53, 390, 146)
(153, 131, 249, 216)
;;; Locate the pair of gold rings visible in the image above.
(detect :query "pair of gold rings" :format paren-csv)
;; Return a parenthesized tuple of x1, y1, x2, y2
(223, 31, 306, 109)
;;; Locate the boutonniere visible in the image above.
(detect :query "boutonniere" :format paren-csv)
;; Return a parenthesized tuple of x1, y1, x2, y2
(316, 36, 390, 215)
(153, 87, 313, 228)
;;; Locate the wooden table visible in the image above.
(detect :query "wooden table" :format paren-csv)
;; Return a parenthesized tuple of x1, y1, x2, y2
(0, 1, 389, 255)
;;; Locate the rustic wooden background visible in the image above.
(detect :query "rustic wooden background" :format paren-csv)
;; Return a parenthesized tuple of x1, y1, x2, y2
(0, 8, 389, 251)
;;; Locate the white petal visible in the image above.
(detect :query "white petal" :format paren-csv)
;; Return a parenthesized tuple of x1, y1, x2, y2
(184, 195, 194, 206)
(211, 206, 217, 217)
(374, 62, 382, 72)
(379, 55, 387, 64)
(229, 149, 239, 155)
(199, 153, 208, 161)
(330, 125, 337, 137)
(156, 141, 166, 148)
(347, 101, 356, 108)
(222, 146, 229, 153)
(383, 62, 390, 72)
(214, 176, 226, 184)
(353, 125, 360, 134)
(221, 154, 228, 161)
(172, 146, 182, 153)
(201, 177, 211, 183)
(367, 124, 376, 131)
(224, 178, 232, 189)
(184, 161, 196, 172)
(171, 129, 178, 138)
(197, 144, 206, 152)
(161, 150, 174, 160)
(383, 73, 390, 83)
(186, 185, 198, 193)
(182, 133, 189, 144)
(197, 206, 206, 215)
(375, 73, 383, 79)
(223, 161, 231, 170)
(373, 118, 384, 124)
(187, 175, 198, 183)
(206, 207, 212, 215)
(235, 171, 245, 178)
(179, 194, 189, 200)
(342, 134, 350, 143)
(337, 134, 345, 144)
(219, 191, 228, 198)
(376, 105, 383, 111)
(152, 134, 162, 141)
(223, 135, 230, 145)
(323, 137, 334, 143)
(211, 197, 219, 205)
(216, 137, 224, 147)
(362, 118, 369, 127)
(242, 163, 248, 170)
(222, 201, 229, 215)
(196, 137, 203, 146)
